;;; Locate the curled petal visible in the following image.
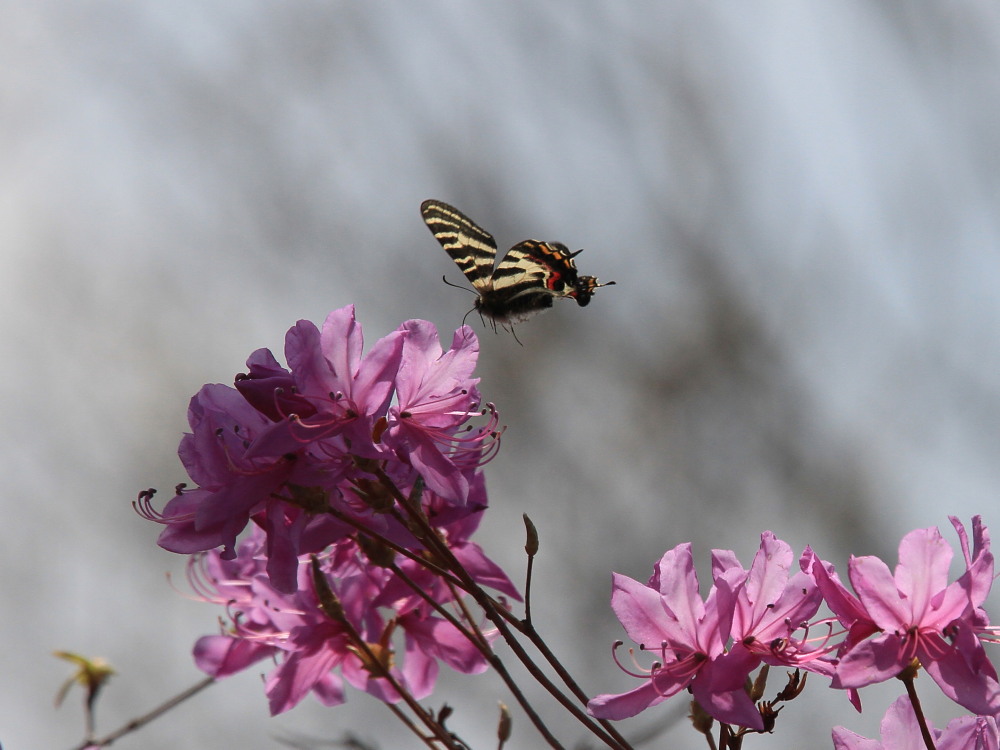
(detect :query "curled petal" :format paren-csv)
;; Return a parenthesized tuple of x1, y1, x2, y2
(193, 635, 274, 678)
(588, 681, 670, 721)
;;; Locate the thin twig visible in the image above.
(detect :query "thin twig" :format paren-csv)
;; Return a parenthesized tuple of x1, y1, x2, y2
(70, 676, 215, 750)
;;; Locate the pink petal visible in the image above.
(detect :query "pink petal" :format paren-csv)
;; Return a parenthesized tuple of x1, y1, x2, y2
(587, 681, 669, 720)
(880, 695, 940, 748)
(923, 635, 1000, 717)
(319, 305, 362, 385)
(193, 635, 273, 677)
(703, 644, 761, 693)
(399, 427, 468, 503)
(745, 531, 793, 607)
(350, 329, 405, 416)
(849, 555, 909, 630)
(266, 648, 341, 715)
(691, 660, 763, 730)
(402, 636, 440, 700)
(451, 542, 521, 600)
(831, 727, 880, 750)
(655, 544, 705, 642)
(895, 526, 952, 620)
(608, 572, 673, 647)
(937, 715, 1000, 750)
(711, 548, 743, 579)
(953, 516, 995, 610)
(832, 634, 905, 689)
(284, 318, 329, 397)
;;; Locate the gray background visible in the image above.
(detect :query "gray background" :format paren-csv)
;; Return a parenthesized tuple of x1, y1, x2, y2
(4, 2, 1000, 748)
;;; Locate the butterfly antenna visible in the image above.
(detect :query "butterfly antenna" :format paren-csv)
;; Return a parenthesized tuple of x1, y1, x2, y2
(442, 275, 478, 296)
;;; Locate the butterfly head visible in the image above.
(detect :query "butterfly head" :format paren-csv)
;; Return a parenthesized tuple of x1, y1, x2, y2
(571, 275, 616, 307)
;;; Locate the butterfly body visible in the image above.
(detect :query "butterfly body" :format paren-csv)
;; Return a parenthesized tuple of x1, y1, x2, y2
(420, 199, 614, 324)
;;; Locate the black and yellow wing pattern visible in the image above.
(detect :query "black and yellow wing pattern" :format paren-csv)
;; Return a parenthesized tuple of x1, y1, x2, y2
(420, 199, 614, 324)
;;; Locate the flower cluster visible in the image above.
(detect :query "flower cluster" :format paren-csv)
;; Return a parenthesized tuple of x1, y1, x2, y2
(134, 304, 1000, 747)
(138, 306, 517, 713)
(588, 517, 998, 740)
(587, 532, 828, 729)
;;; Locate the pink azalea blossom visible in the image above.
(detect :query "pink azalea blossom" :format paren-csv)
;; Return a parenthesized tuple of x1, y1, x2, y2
(590, 533, 829, 730)
(828, 517, 1000, 717)
(141, 307, 503, 594)
(137, 379, 358, 593)
(190, 531, 282, 678)
(588, 542, 765, 730)
(832, 695, 999, 750)
(721, 532, 830, 673)
(145, 384, 298, 557)
(383, 320, 498, 504)
(246, 305, 405, 458)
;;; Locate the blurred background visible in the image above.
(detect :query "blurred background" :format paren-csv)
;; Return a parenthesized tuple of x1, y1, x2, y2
(3, 2, 1000, 748)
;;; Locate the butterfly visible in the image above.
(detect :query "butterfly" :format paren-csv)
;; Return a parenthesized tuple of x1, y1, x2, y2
(420, 199, 615, 325)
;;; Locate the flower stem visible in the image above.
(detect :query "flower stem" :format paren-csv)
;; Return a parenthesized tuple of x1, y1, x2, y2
(901, 674, 937, 750)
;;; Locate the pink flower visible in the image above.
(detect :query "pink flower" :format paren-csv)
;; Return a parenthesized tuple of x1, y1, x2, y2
(832, 695, 999, 750)
(246, 305, 405, 458)
(590, 533, 829, 729)
(721, 532, 829, 673)
(384, 320, 498, 504)
(145, 384, 298, 558)
(588, 543, 765, 730)
(141, 307, 504, 594)
(829, 517, 1000, 717)
(138, 378, 360, 593)
(190, 533, 280, 679)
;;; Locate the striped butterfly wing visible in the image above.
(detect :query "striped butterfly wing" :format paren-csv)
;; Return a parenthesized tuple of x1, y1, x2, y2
(472, 240, 579, 323)
(498, 240, 581, 299)
(420, 199, 498, 293)
(514, 240, 616, 307)
(421, 199, 616, 324)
